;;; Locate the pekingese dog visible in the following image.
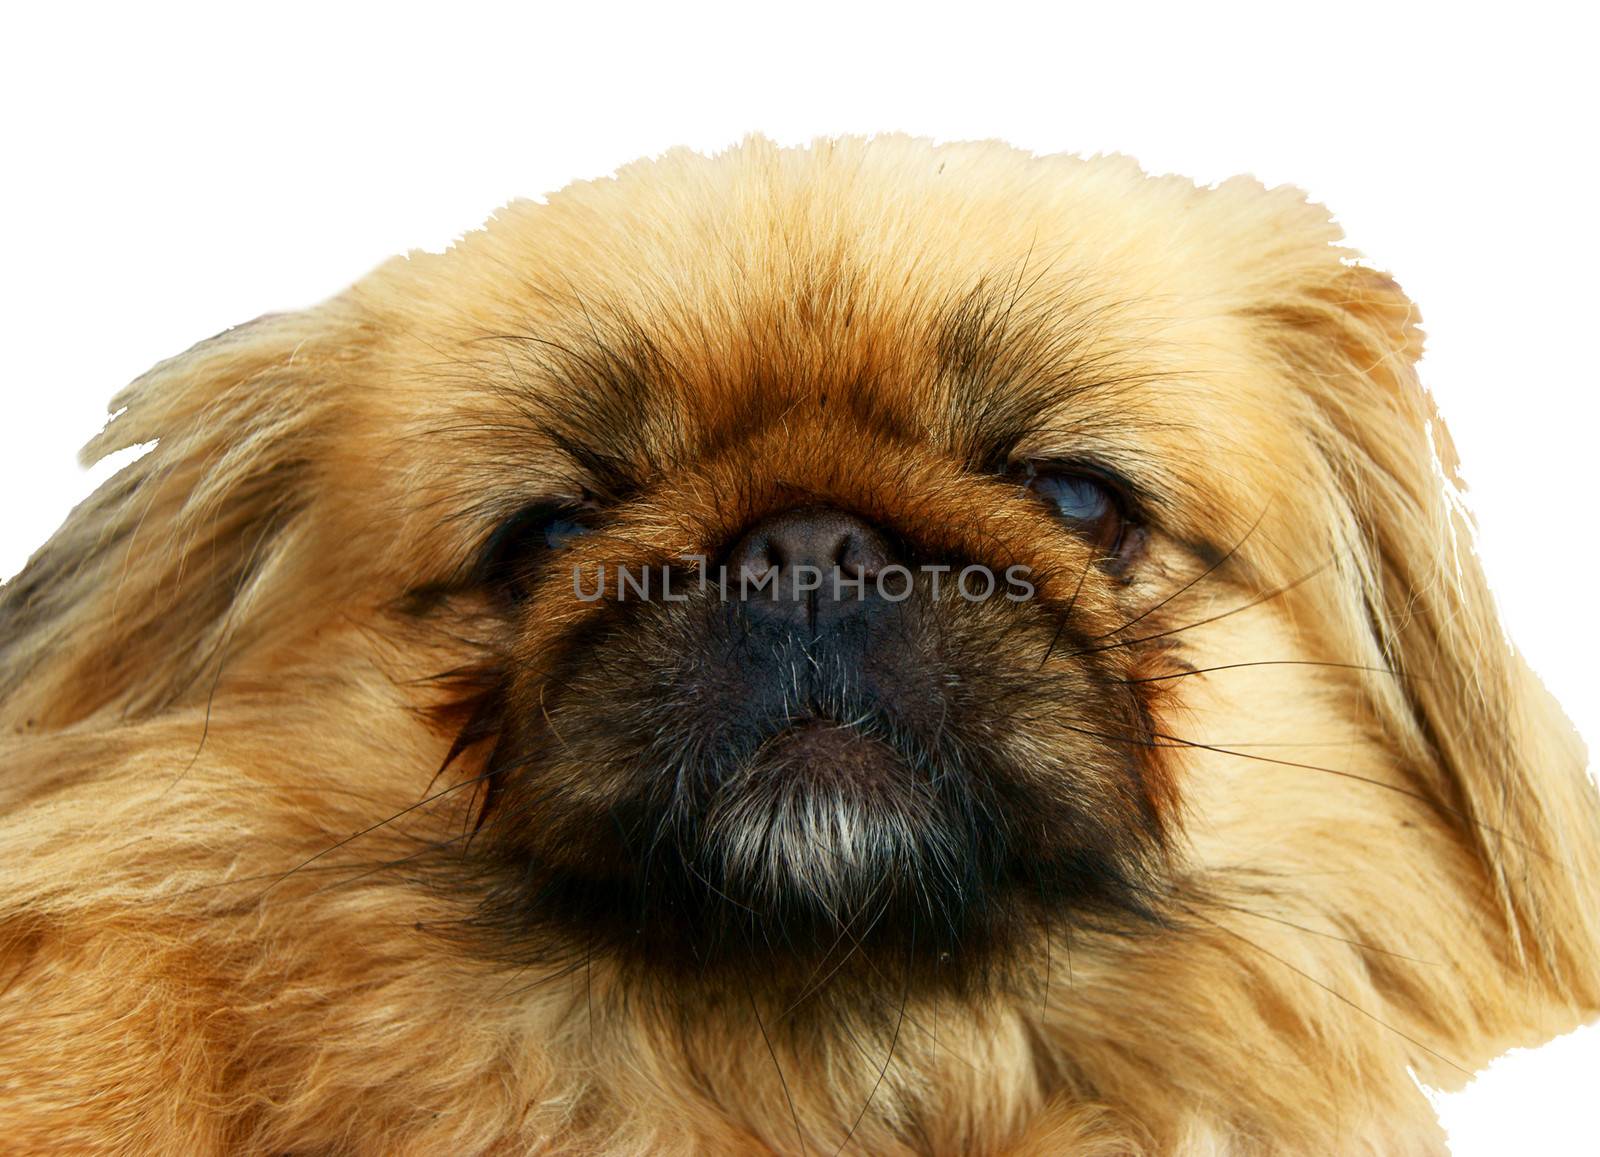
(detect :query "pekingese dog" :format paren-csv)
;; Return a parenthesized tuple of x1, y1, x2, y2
(2, 137, 1596, 1154)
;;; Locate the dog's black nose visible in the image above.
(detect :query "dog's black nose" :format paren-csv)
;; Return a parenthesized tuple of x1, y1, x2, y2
(725, 507, 895, 628)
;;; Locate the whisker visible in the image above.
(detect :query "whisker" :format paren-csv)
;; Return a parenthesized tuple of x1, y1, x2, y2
(1092, 502, 1270, 641)
(1147, 729, 1541, 854)
(805, 898, 981, 1077)
(1069, 555, 1339, 660)
(1176, 900, 1471, 1078)
(488, 956, 591, 1003)
(1120, 659, 1424, 685)
(298, 831, 481, 899)
(255, 766, 502, 899)
(1058, 720, 1541, 854)
(776, 892, 895, 1022)
(1038, 542, 1097, 671)
(834, 919, 914, 1157)
(1206, 899, 1444, 966)
(745, 955, 809, 1157)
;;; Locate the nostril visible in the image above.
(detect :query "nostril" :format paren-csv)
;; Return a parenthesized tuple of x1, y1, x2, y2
(723, 507, 898, 623)
(837, 528, 889, 579)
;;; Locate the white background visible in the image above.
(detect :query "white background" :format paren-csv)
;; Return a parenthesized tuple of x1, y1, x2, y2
(2, 4, 1594, 1151)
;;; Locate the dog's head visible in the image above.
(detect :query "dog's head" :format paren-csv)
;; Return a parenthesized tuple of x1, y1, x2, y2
(5, 138, 1596, 1150)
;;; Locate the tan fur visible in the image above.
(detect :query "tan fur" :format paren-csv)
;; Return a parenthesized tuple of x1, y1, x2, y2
(2, 136, 1596, 1154)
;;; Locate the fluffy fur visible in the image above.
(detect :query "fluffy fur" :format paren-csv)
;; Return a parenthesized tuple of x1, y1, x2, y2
(1, 136, 1596, 1154)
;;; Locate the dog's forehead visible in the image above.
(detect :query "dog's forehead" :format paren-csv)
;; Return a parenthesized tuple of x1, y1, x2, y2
(453, 270, 1174, 476)
(358, 139, 1331, 525)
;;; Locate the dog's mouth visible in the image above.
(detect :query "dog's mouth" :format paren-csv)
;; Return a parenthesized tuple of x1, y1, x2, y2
(467, 671, 1130, 998)
(465, 669, 1016, 984)
(745, 715, 908, 784)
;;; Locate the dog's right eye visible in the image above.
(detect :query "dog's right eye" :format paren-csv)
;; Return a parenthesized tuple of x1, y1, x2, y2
(477, 502, 595, 600)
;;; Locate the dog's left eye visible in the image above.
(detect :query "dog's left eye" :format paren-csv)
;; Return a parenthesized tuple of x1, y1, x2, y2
(1024, 468, 1128, 554)
(477, 502, 595, 599)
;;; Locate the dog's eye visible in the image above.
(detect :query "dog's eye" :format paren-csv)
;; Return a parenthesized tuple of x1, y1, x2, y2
(478, 502, 595, 599)
(1024, 469, 1127, 554)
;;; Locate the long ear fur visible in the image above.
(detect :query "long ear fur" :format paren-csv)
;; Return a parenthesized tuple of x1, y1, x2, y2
(0, 309, 358, 730)
(1255, 256, 1600, 1010)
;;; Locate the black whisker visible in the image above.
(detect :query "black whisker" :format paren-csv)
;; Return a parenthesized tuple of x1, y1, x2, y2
(1120, 659, 1423, 684)
(255, 766, 502, 899)
(1059, 717, 1542, 854)
(746, 956, 809, 1157)
(1069, 555, 1340, 660)
(1091, 502, 1270, 641)
(1176, 900, 1471, 1078)
(834, 918, 914, 1157)
(1207, 899, 1443, 966)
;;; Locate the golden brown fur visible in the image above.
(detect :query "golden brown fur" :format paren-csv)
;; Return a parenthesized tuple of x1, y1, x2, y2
(2, 136, 1596, 1153)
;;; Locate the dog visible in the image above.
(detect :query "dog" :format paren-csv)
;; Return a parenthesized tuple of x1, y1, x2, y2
(1, 136, 1596, 1154)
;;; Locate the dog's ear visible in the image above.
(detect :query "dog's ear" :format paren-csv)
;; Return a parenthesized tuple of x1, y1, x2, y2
(0, 309, 359, 729)
(1251, 248, 1600, 1004)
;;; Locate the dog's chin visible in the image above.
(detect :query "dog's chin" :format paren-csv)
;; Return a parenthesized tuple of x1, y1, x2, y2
(697, 718, 952, 924)
(485, 715, 1038, 995)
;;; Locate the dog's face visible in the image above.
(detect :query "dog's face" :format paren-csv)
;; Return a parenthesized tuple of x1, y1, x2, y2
(370, 159, 1332, 1002)
(3, 138, 1596, 1153)
(442, 269, 1198, 993)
